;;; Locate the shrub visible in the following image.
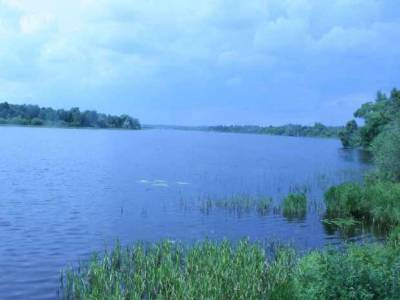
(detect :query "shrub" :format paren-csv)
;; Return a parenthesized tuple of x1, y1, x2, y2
(371, 126, 400, 182)
(364, 181, 400, 229)
(296, 244, 400, 299)
(30, 117, 44, 126)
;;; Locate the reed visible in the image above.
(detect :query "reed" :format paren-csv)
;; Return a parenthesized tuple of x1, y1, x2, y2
(281, 193, 307, 219)
(60, 237, 400, 300)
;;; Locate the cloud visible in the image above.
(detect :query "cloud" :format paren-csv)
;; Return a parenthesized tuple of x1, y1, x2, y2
(0, 0, 398, 125)
(19, 13, 55, 35)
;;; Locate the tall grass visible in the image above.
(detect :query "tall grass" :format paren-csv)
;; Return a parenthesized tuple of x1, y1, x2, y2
(60, 238, 400, 300)
(281, 193, 307, 219)
(324, 181, 400, 229)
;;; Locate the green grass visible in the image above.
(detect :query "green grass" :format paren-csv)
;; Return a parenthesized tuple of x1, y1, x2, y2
(60, 238, 400, 300)
(324, 182, 365, 218)
(281, 193, 307, 219)
(324, 181, 400, 229)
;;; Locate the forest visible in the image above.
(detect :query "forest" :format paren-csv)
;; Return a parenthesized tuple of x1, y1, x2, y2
(0, 102, 141, 129)
(208, 123, 341, 138)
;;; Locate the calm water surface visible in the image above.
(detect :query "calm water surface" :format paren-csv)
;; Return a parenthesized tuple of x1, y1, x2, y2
(0, 127, 371, 299)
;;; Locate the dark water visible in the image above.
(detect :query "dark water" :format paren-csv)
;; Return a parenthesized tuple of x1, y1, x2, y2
(0, 127, 371, 299)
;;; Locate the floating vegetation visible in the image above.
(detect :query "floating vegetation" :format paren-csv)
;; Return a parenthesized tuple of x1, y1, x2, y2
(60, 239, 400, 300)
(199, 195, 272, 216)
(137, 179, 150, 184)
(322, 217, 360, 228)
(153, 179, 167, 184)
(322, 217, 364, 238)
(151, 182, 169, 188)
(281, 193, 307, 220)
(136, 179, 170, 188)
(176, 181, 190, 185)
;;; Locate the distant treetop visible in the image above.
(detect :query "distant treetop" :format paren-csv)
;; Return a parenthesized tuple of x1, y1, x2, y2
(0, 102, 141, 130)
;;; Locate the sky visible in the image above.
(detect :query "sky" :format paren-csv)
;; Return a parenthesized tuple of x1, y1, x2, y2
(0, 0, 399, 126)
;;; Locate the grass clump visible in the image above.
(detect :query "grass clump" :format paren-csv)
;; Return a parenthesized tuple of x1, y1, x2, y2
(282, 193, 307, 219)
(60, 239, 400, 300)
(324, 181, 400, 229)
(324, 182, 364, 218)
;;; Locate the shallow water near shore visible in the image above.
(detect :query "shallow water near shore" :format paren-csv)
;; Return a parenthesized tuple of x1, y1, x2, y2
(0, 127, 371, 299)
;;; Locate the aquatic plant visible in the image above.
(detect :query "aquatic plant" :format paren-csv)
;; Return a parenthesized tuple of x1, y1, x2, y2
(324, 183, 364, 218)
(281, 193, 307, 219)
(322, 217, 360, 228)
(324, 181, 400, 229)
(199, 195, 272, 216)
(322, 217, 363, 238)
(256, 197, 273, 216)
(60, 239, 400, 300)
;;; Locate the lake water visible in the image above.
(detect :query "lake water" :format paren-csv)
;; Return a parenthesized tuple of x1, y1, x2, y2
(0, 127, 371, 299)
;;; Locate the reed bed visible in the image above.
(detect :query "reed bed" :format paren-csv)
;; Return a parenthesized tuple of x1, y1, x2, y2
(60, 236, 400, 300)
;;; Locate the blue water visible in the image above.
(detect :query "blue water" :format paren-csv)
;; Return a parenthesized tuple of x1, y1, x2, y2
(0, 127, 370, 299)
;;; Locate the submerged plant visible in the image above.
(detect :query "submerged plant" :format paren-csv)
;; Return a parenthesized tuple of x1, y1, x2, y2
(199, 195, 272, 216)
(322, 217, 360, 228)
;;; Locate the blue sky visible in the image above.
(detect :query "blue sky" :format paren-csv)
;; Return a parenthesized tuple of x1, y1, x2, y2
(0, 0, 399, 125)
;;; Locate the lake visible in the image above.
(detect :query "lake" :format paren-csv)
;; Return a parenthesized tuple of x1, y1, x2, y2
(0, 127, 371, 299)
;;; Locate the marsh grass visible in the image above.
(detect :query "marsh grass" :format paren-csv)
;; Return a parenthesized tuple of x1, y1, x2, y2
(199, 195, 272, 216)
(60, 238, 400, 300)
(324, 181, 400, 230)
(281, 193, 307, 220)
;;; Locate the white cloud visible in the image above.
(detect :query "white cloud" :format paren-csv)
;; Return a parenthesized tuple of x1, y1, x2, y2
(19, 13, 54, 34)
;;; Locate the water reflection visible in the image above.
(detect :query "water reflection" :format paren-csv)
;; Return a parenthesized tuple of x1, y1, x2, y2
(338, 148, 373, 164)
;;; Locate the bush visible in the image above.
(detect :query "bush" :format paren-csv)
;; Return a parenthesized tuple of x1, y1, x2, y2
(30, 117, 44, 126)
(364, 181, 400, 229)
(296, 244, 400, 300)
(282, 193, 307, 219)
(371, 126, 400, 182)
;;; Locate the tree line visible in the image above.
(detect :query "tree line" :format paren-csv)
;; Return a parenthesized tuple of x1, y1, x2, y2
(208, 123, 342, 138)
(339, 88, 400, 181)
(0, 102, 141, 129)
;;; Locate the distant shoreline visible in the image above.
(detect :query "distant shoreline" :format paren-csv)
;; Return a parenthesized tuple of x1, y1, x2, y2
(0, 102, 141, 130)
(145, 124, 342, 139)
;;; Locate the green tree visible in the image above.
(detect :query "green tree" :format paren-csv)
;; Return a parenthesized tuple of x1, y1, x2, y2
(372, 124, 400, 182)
(339, 120, 359, 148)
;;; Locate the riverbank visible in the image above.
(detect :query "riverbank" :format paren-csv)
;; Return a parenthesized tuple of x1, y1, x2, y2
(60, 233, 400, 299)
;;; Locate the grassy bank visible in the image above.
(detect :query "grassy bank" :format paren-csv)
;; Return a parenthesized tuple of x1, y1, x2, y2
(60, 237, 400, 300)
